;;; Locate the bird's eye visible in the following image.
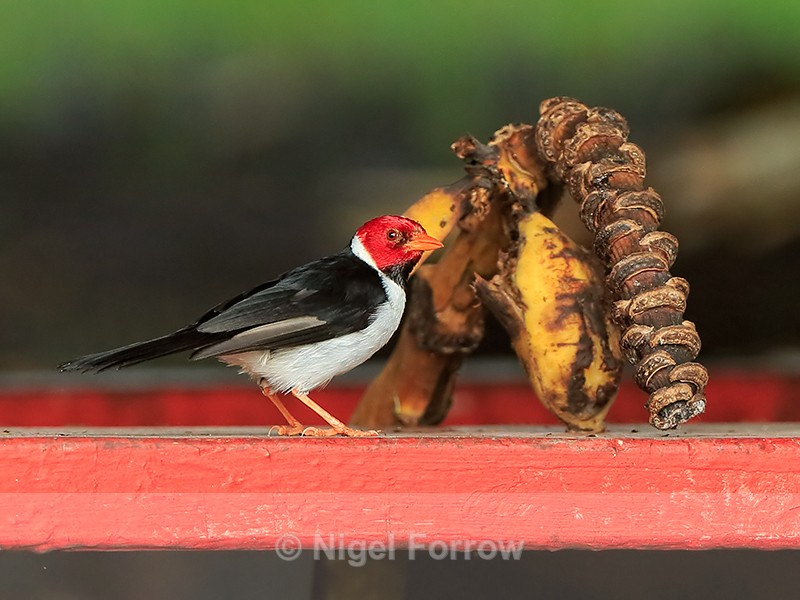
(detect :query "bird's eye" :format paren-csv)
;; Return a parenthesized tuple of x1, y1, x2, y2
(386, 229, 399, 240)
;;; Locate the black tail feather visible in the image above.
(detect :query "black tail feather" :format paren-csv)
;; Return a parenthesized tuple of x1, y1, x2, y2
(58, 328, 214, 373)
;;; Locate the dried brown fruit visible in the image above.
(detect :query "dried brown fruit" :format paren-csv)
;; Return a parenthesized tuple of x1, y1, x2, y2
(534, 97, 707, 429)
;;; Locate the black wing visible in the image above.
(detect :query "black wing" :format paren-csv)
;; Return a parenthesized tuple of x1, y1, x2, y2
(191, 250, 388, 358)
(59, 249, 389, 371)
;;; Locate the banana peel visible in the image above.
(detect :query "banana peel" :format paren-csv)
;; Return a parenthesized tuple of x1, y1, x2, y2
(475, 211, 623, 432)
(349, 179, 495, 428)
(396, 186, 507, 425)
(351, 263, 483, 428)
(401, 179, 473, 272)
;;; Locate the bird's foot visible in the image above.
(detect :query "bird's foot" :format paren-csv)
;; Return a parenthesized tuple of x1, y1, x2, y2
(268, 424, 306, 436)
(326, 425, 382, 438)
(299, 426, 341, 437)
(302, 425, 382, 437)
(268, 424, 381, 437)
(289, 388, 382, 437)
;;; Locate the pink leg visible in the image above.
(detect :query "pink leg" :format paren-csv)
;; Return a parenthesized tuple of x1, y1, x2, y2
(291, 388, 381, 437)
(260, 381, 304, 436)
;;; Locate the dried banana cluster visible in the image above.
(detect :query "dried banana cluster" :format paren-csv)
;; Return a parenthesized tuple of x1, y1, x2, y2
(535, 97, 707, 429)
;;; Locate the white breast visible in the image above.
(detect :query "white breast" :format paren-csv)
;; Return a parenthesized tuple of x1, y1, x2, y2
(221, 269, 406, 394)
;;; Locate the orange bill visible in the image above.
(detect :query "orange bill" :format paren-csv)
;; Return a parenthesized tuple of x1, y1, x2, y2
(407, 233, 444, 252)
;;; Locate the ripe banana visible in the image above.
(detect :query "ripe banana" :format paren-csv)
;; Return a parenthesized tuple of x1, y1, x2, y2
(350, 178, 482, 428)
(402, 179, 474, 273)
(476, 211, 623, 431)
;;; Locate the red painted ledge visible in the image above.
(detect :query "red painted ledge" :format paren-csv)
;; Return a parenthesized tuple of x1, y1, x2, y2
(1, 424, 799, 551)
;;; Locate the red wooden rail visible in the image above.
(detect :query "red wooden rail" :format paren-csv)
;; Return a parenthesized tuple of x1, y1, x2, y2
(1, 371, 798, 552)
(1, 425, 799, 552)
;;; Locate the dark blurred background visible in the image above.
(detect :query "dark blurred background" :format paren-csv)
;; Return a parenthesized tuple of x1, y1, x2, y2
(2, 1, 800, 597)
(4, 550, 800, 600)
(3, 0, 800, 374)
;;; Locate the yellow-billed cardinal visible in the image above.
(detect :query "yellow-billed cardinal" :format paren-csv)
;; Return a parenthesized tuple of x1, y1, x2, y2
(59, 215, 443, 437)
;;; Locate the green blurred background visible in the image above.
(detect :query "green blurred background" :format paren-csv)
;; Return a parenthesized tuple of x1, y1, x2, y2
(3, 0, 800, 369)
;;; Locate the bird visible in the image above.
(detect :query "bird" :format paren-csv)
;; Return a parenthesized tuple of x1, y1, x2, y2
(59, 215, 443, 437)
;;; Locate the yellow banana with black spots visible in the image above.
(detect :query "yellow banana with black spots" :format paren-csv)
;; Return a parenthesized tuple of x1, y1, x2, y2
(401, 178, 476, 273)
(351, 177, 483, 428)
(476, 211, 623, 432)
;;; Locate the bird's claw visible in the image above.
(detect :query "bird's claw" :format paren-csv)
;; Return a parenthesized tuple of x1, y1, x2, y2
(331, 426, 383, 438)
(296, 426, 335, 437)
(301, 426, 383, 437)
(268, 424, 305, 436)
(268, 424, 383, 437)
